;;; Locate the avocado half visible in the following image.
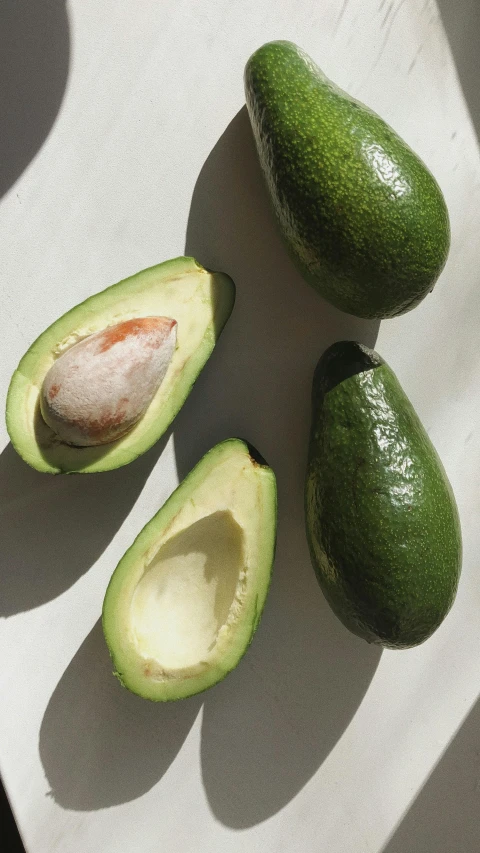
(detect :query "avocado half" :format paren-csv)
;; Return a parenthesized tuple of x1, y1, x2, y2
(102, 439, 277, 701)
(6, 257, 235, 473)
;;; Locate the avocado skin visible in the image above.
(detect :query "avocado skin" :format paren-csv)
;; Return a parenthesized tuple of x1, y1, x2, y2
(245, 41, 450, 319)
(305, 342, 461, 648)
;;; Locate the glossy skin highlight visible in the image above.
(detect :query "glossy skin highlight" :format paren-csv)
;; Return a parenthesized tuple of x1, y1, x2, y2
(245, 41, 450, 319)
(305, 342, 462, 648)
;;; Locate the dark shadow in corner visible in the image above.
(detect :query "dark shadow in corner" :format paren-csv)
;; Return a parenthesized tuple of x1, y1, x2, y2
(0, 0, 70, 198)
(382, 696, 480, 852)
(437, 0, 480, 141)
(175, 106, 382, 827)
(0, 434, 170, 616)
(39, 620, 202, 810)
(0, 777, 25, 853)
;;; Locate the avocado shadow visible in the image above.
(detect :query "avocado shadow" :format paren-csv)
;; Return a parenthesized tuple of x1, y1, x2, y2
(0, 435, 170, 617)
(0, 0, 70, 198)
(39, 619, 202, 810)
(382, 695, 480, 852)
(175, 106, 382, 827)
(436, 0, 480, 143)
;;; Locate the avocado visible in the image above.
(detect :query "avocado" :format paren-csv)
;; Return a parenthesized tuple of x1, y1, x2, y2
(245, 41, 450, 319)
(6, 257, 235, 473)
(305, 342, 461, 648)
(102, 439, 277, 701)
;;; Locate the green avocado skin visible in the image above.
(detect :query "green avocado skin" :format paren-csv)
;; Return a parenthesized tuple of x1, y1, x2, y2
(245, 41, 450, 319)
(305, 342, 462, 648)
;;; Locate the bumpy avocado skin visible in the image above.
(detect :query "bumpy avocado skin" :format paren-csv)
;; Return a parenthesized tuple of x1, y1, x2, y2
(245, 41, 450, 319)
(305, 342, 461, 648)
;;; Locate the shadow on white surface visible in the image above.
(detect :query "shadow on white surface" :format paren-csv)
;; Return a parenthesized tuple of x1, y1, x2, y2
(172, 107, 383, 827)
(0, 0, 70, 198)
(382, 696, 480, 852)
(437, 0, 480, 142)
(37, 105, 383, 820)
(39, 620, 202, 809)
(0, 436, 170, 616)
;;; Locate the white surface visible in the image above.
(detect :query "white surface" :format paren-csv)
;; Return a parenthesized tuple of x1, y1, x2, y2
(1, 1, 480, 851)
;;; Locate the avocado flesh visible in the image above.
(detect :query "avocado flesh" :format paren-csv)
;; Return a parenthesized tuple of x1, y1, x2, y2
(102, 439, 277, 701)
(305, 342, 462, 648)
(6, 257, 235, 473)
(245, 41, 450, 319)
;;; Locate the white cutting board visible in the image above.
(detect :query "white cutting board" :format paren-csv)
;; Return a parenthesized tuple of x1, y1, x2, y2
(1, 1, 480, 851)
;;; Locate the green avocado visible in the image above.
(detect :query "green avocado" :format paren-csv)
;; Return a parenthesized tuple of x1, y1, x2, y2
(305, 341, 461, 648)
(102, 439, 277, 701)
(6, 257, 235, 474)
(245, 41, 450, 319)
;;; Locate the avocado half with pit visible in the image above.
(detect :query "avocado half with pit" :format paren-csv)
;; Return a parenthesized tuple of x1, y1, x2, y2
(6, 257, 235, 473)
(102, 439, 277, 701)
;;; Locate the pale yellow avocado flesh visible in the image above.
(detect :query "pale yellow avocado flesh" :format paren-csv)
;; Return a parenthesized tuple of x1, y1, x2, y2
(6, 257, 235, 473)
(130, 511, 244, 670)
(102, 439, 277, 701)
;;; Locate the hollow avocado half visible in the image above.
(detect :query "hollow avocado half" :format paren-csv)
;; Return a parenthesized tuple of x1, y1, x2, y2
(305, 341, 462, 648)
(245, 41, 450, 319)
(6, 257, 235, 474)
(102, 439, 277, 701)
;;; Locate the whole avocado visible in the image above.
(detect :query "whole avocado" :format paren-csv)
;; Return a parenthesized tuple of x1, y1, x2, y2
(245, 41, 450, 319)
(305, 342, 461, 648)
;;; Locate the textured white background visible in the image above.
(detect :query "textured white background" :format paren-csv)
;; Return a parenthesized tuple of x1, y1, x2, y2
(1, 1, 480, 851)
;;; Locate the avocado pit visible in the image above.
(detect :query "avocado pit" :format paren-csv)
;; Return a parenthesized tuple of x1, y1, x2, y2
(40, 317, 177, 446)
